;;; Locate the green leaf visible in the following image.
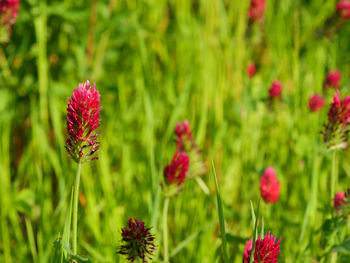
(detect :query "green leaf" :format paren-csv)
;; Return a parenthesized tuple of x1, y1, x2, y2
(332, 238, 350, 253)
(249, 200, 260, 263)
(212, 158, 229, 263)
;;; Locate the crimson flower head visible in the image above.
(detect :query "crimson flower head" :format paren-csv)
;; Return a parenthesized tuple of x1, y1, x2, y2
(118, 218, 156, 263)
(175, 120, 194, 151)
(337, 0, 350, 20)
(66, 81, 101, 163)
(0, 0, 19, 25)
(323, 91, 350, 149)
(325, 70, 341, 89)
(247, 62, 256, 78)
(243, 239, 253, 263)
(260, 167, 280, 203)
(334, 191, 346, 211)
(308, 94, 324, 112)
(269, 81, 282, 99)
(248, 0, 266, 22)
(242, 232, 281, 263)
(164, 151, 189, 186)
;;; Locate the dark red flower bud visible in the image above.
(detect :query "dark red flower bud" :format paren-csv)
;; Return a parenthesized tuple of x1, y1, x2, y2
(308, 94, 324, 112)
(118, 218, 156, 263)
(260, 167, 280, 203)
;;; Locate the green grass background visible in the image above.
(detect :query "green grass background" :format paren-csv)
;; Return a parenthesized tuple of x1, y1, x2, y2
(1, 0, 350, 262)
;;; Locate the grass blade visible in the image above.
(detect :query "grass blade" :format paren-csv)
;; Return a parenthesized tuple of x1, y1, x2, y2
(212, 158, 229, 263)
(249, 199, 260, 263)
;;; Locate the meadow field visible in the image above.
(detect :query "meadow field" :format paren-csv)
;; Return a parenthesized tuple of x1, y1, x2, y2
(1, 0, 350, 262)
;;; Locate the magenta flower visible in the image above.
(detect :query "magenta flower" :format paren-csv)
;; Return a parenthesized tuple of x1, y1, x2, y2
(337, 0, 350, 19)
(0, 0, 19, 25)
(334, 191, 346, 211)
(118, 218, 156, 263)
(242, 239, 253, 263)
(248, 0, 266, 22)
(247, 62, 256, 78)
(66, 81, 102, 162)
(260, 167, 280, 203)
(163, 151, 189, 185)
(323, 91, 350, 149)
(308, 94, 324, 112)
(175, 120, 194, 151)
(242, 232, 281, 263)
(268, 81, 282, 99)
(325, 70, 341, 89)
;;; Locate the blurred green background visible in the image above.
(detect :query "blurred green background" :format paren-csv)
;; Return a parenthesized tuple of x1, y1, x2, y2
(1, 0, 350, 262)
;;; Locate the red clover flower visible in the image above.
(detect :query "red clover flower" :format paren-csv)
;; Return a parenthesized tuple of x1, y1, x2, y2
(268, 81, 282, 100)
(337, 0, 350, 20)
(118, 218, 156, 263)
(0, 0, 19, 25)
(334, 191, 346, 211)
(323, 91, 350, 149)
(247, 62, 256, 78)
(248, 0, 266, 22)
(242, 232, 281, 263)
(308, 94, 324, 112)
(260, 167, 280, 203)
(66, 81, 101, 162)
(325, 70, 341, 89)
(163, 151, 189, 186)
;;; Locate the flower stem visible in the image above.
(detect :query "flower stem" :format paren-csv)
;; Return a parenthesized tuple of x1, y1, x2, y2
(163, 197, 170, 263)
(331, 151, 337, 201)
(72, 161, 82, 254)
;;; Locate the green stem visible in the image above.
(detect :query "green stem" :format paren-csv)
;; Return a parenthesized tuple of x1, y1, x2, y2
(72, 161, 82, 254)
(331, 151, 337, 201)
(163, 197, 170, 263)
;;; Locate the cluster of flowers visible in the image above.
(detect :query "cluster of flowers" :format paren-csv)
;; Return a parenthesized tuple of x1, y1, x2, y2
(334, 190, 350, 216)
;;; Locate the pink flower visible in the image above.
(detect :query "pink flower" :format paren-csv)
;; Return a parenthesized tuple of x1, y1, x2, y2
(242, 239, 253, 263)
(163, 151, 189, 185)
(0, 0, 20, 25)
(324, 92, 350, 148)
(325, 70, 341, 89)
(242, 232, 281, 263)
(268, 81, 282, 99)
(248, 0, 266, 22)
(66, 81, 102, 162)
(337, 0, 350, 19)
(308, 94, 324, 112)
(334, 191, 346, 211)
(247, 62, 256, 78)
(260, 167, 280, 203)
(175, 120, 194, 151)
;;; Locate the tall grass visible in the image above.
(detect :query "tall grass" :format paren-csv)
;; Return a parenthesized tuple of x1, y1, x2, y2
(0, 0, 350, 262)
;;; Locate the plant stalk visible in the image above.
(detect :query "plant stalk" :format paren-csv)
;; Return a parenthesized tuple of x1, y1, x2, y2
(163, 197, 170, 263)
(72, 161, 82, 254)
(331, 150, 337, 201)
